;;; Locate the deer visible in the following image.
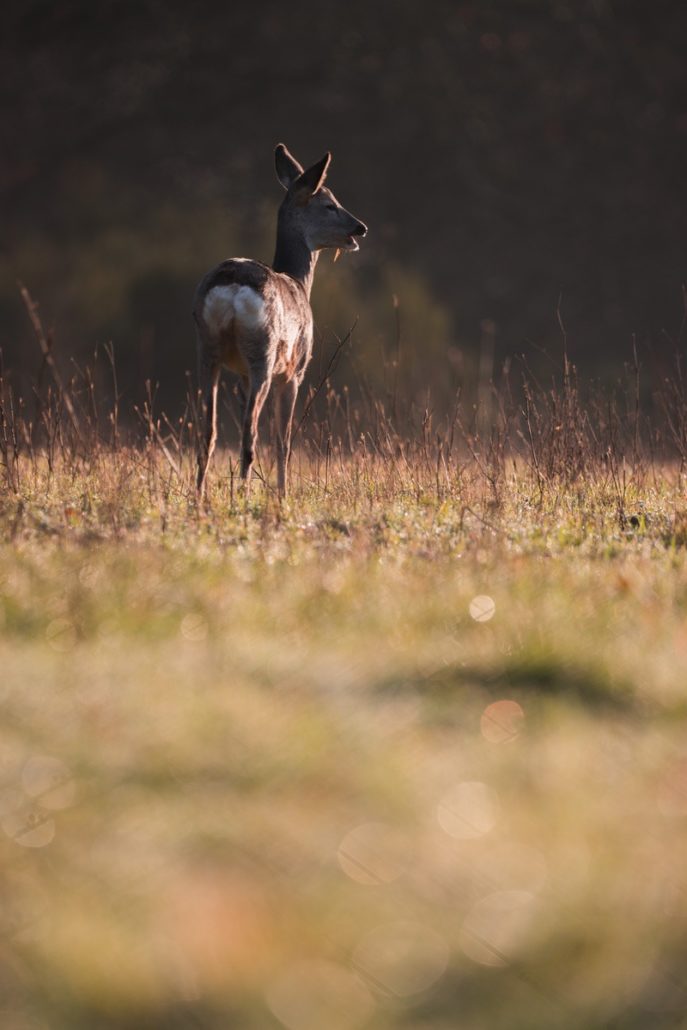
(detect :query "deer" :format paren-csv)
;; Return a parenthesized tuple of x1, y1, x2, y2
(193, 143, 367, 500)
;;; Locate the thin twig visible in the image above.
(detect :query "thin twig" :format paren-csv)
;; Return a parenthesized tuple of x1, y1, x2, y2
(19, 284, 83, 445)
(292, 319, 357, 440)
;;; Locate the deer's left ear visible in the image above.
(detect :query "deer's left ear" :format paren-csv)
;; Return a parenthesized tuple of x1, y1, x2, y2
(275, 143, 304, 190)
(293, 152, 331, 198)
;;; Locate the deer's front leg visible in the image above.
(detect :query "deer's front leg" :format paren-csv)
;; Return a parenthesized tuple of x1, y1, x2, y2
(240, 363, 272, 492)
(275, 377, 299, 498)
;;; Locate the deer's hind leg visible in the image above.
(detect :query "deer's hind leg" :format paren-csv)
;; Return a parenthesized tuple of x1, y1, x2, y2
(196, 349, 221, 499)
(240, 361, 272, 492)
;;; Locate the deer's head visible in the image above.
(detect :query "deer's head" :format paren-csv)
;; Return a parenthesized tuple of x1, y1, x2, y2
(275, 143, 367, 254)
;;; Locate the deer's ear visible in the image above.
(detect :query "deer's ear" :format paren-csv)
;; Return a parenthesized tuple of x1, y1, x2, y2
(293, 152, 331, 198)
(275, 144, 304, 190)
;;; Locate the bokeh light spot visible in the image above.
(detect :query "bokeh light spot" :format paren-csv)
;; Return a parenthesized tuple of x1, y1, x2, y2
(180, 613, 208, 642)
(265, 959, 374, 1030)
(459, 890, 537, 967)
(469, 595, 495, 622)
(437, 781, 499, 839)
(45, 618, 77, 652)
(22, 756, 76, 810)
(480, 700, 525, 743)
(337, 822, 405, 885)
(353, 921, 449, 998)
(1, 807, 56, 848)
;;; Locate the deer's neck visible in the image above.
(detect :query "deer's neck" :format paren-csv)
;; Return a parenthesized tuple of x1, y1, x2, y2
(272, 218, 319, 299)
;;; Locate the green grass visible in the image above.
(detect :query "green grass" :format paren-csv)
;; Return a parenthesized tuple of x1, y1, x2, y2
(2, 448, 687, 1029)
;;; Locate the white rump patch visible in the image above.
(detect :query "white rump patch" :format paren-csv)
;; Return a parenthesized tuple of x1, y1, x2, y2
(203, 286, 236, 336)
(234, 286, 266, 328)
(203, 284, 266, 337)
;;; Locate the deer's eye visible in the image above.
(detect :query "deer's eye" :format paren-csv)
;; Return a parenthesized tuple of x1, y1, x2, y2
(325, 203, 337, 212)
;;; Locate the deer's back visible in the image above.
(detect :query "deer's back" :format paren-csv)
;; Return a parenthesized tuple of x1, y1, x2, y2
(194, 258, 313, 378)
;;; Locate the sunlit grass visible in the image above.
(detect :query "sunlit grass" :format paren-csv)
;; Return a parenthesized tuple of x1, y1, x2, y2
(2, 449, 687, 1028)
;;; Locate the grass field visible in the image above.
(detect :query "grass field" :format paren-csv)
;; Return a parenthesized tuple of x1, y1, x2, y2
(2, 370, 687, 1028)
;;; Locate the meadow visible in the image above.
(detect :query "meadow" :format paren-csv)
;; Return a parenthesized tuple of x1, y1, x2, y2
(2, 337, 687, 1029)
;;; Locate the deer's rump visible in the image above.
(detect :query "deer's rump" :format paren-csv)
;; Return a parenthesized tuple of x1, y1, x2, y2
(194, 258, 312, 378)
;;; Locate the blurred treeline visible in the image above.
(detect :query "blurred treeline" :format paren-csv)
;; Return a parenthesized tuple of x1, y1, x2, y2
(1, 0, 686, 418)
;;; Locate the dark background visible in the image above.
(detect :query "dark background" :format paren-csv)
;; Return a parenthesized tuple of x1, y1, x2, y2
(2, 0, 686, 414)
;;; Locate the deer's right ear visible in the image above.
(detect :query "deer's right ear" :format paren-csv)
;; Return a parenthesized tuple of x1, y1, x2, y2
(296, 152, 331, 196)
(275, 144, 304, 190)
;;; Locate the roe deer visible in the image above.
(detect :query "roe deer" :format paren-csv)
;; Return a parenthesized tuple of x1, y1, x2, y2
(193, 143, 367, 499)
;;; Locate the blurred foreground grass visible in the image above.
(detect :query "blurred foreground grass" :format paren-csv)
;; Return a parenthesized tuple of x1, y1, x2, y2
(2, 450, 687, 1029)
